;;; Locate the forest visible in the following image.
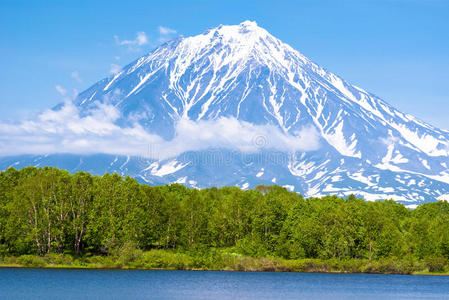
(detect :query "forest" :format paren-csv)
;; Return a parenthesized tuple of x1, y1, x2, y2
(0, 166, 449, 274)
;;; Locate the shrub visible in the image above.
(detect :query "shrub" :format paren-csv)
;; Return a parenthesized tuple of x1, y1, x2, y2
(44, 253, 74, 266)
(141, 250, 193, 270)
(424, 256, 448, 272)
(17, 255, 46, 268)
(111, 242, 144, 268)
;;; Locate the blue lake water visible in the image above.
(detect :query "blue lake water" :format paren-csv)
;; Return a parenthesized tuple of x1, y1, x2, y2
(0, 268, 448, 299)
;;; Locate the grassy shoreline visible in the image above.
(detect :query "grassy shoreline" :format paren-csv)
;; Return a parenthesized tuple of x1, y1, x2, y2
(1, 250, 448, 276)
(1, 264, 447, 276)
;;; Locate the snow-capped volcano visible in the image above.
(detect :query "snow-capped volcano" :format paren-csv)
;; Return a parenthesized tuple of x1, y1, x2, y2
(2, 21, 449, 205)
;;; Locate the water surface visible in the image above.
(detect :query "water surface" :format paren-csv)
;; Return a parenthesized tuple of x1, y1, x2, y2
(0, 268, 448, 299)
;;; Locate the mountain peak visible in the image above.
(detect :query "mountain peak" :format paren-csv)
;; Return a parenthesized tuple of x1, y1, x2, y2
(238, 20, 260, 31)
(240, 20, 258, 26)
(173, 21, 307, 76)
(215, 20, 261, 32)
(207, 20, 269, 42)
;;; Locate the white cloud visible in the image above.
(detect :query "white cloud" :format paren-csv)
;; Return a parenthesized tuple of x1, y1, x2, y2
(163, 118, 320, 158)
(158, 26, 177, 35)
(380, 135, 400, 146)
(0, 101, 320, 160)
(55, 85, 67, 96)
(114, 31, 148, 50)
(135, 31, 148, 45)
(71, 71, 83, 83)
(109, 63, 122, 75)
(113, 27, 178, 51)
(157, 25, 178, 43)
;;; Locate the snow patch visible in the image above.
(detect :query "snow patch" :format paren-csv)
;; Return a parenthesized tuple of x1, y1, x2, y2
(149, 160, 189, 177)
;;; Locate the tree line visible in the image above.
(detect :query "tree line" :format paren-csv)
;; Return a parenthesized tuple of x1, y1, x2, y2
(0, 166, 448, 263)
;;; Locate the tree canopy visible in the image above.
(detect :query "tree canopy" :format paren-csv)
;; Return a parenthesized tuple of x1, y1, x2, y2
(0, 167, 448, 264)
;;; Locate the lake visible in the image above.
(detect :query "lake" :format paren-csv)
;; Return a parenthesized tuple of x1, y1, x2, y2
(0, 269, 448, 299)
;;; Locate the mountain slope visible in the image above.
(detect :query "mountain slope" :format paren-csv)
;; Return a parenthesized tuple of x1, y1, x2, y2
(2, 21, 449, 206)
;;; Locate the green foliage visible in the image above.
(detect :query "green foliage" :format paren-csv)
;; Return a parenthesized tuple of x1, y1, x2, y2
(0, 167, 449, 274)
(44, 253, 74, 266)
(17, 255, 46, 268)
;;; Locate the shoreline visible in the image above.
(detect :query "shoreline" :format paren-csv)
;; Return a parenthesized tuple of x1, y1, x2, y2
(1, 262, 448, 276)
(2, 248, 448, 277)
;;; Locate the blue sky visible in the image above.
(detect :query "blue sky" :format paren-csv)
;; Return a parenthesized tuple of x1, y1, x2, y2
(1, 0, 448, 128)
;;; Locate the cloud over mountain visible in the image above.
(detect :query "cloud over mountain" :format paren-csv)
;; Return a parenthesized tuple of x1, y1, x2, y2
(0, 100, 320, 159)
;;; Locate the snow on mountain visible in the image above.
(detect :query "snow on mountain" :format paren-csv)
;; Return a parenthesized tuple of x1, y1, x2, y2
(2, 21, 449, 206)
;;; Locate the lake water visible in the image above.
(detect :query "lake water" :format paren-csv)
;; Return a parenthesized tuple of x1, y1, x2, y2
(0, 269, 448, 299)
